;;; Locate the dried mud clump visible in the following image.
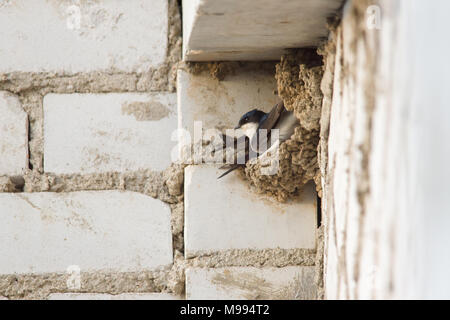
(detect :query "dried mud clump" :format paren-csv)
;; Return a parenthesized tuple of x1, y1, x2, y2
(184, 61, 276, 82)
(245, 49, 324, 201)
(185, 61, 240, 81)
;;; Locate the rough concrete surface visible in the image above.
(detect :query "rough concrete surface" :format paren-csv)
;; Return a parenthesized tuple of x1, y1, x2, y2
(0, 270, 176, 300)
(316, 16, 338, 301)
(315, 225, 325, 299)
(322, 0, 450, 299)
(0, 91, 28, 175)
(323, 0, 378, 299)
(186, 248, 316, 268)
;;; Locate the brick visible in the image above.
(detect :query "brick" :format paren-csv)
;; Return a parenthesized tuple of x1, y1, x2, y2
(0, 191, 172, 274)
(44, 93, 177, 174)
(183, 0, 343, 61)
(48, 293, 181, 300)
(0, 0, 167, 73)
(184, 165, 316, 257)
(186, 267, 317, 300)
(0, 91, 28, 175)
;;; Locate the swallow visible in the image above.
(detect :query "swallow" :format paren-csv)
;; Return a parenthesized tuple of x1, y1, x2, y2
(217, 101, 299, 179)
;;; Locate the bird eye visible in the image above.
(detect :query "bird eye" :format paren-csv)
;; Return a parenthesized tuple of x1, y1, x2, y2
(244, 117, 249, 122)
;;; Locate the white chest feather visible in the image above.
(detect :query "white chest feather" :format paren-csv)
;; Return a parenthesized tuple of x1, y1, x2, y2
(239, 122, 259, 140)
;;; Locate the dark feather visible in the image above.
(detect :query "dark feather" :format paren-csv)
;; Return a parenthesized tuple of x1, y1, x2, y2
(258, 101, 285, 131)
(217, 164, 243, 179)
(251, 100, 285, 157)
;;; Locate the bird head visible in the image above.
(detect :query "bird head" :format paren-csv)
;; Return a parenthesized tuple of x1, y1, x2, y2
(235, 109, 266, 139)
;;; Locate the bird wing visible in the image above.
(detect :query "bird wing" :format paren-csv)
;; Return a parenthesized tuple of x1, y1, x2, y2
(251, 100, 285, 155)
(258, 101, 285, 131)
(217, 164, 243, 179)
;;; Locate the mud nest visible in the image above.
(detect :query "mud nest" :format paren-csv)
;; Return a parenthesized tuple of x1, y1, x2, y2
(244, 49, 324, 202)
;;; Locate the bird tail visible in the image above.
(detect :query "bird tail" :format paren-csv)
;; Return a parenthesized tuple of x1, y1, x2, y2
(217, 164, 243, 179)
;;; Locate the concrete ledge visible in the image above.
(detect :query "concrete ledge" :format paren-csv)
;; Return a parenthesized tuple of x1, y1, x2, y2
(183, 0, 344, 61)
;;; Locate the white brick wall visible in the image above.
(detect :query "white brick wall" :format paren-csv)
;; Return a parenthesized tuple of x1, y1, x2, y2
(48, 293, 180, 300)
(0, 0, 168, 73)
(0, 91, 28, 175)
(184, 165, 316, 257)
(0, 191, 173, 274)
(44, 93, 177, 174)
(0, 1, 321, 300)
(186, 267, 316, 299)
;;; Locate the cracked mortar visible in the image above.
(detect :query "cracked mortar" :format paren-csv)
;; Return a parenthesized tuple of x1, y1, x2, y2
(0, 247, 317, 300)
(0, 269, 175, 300)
